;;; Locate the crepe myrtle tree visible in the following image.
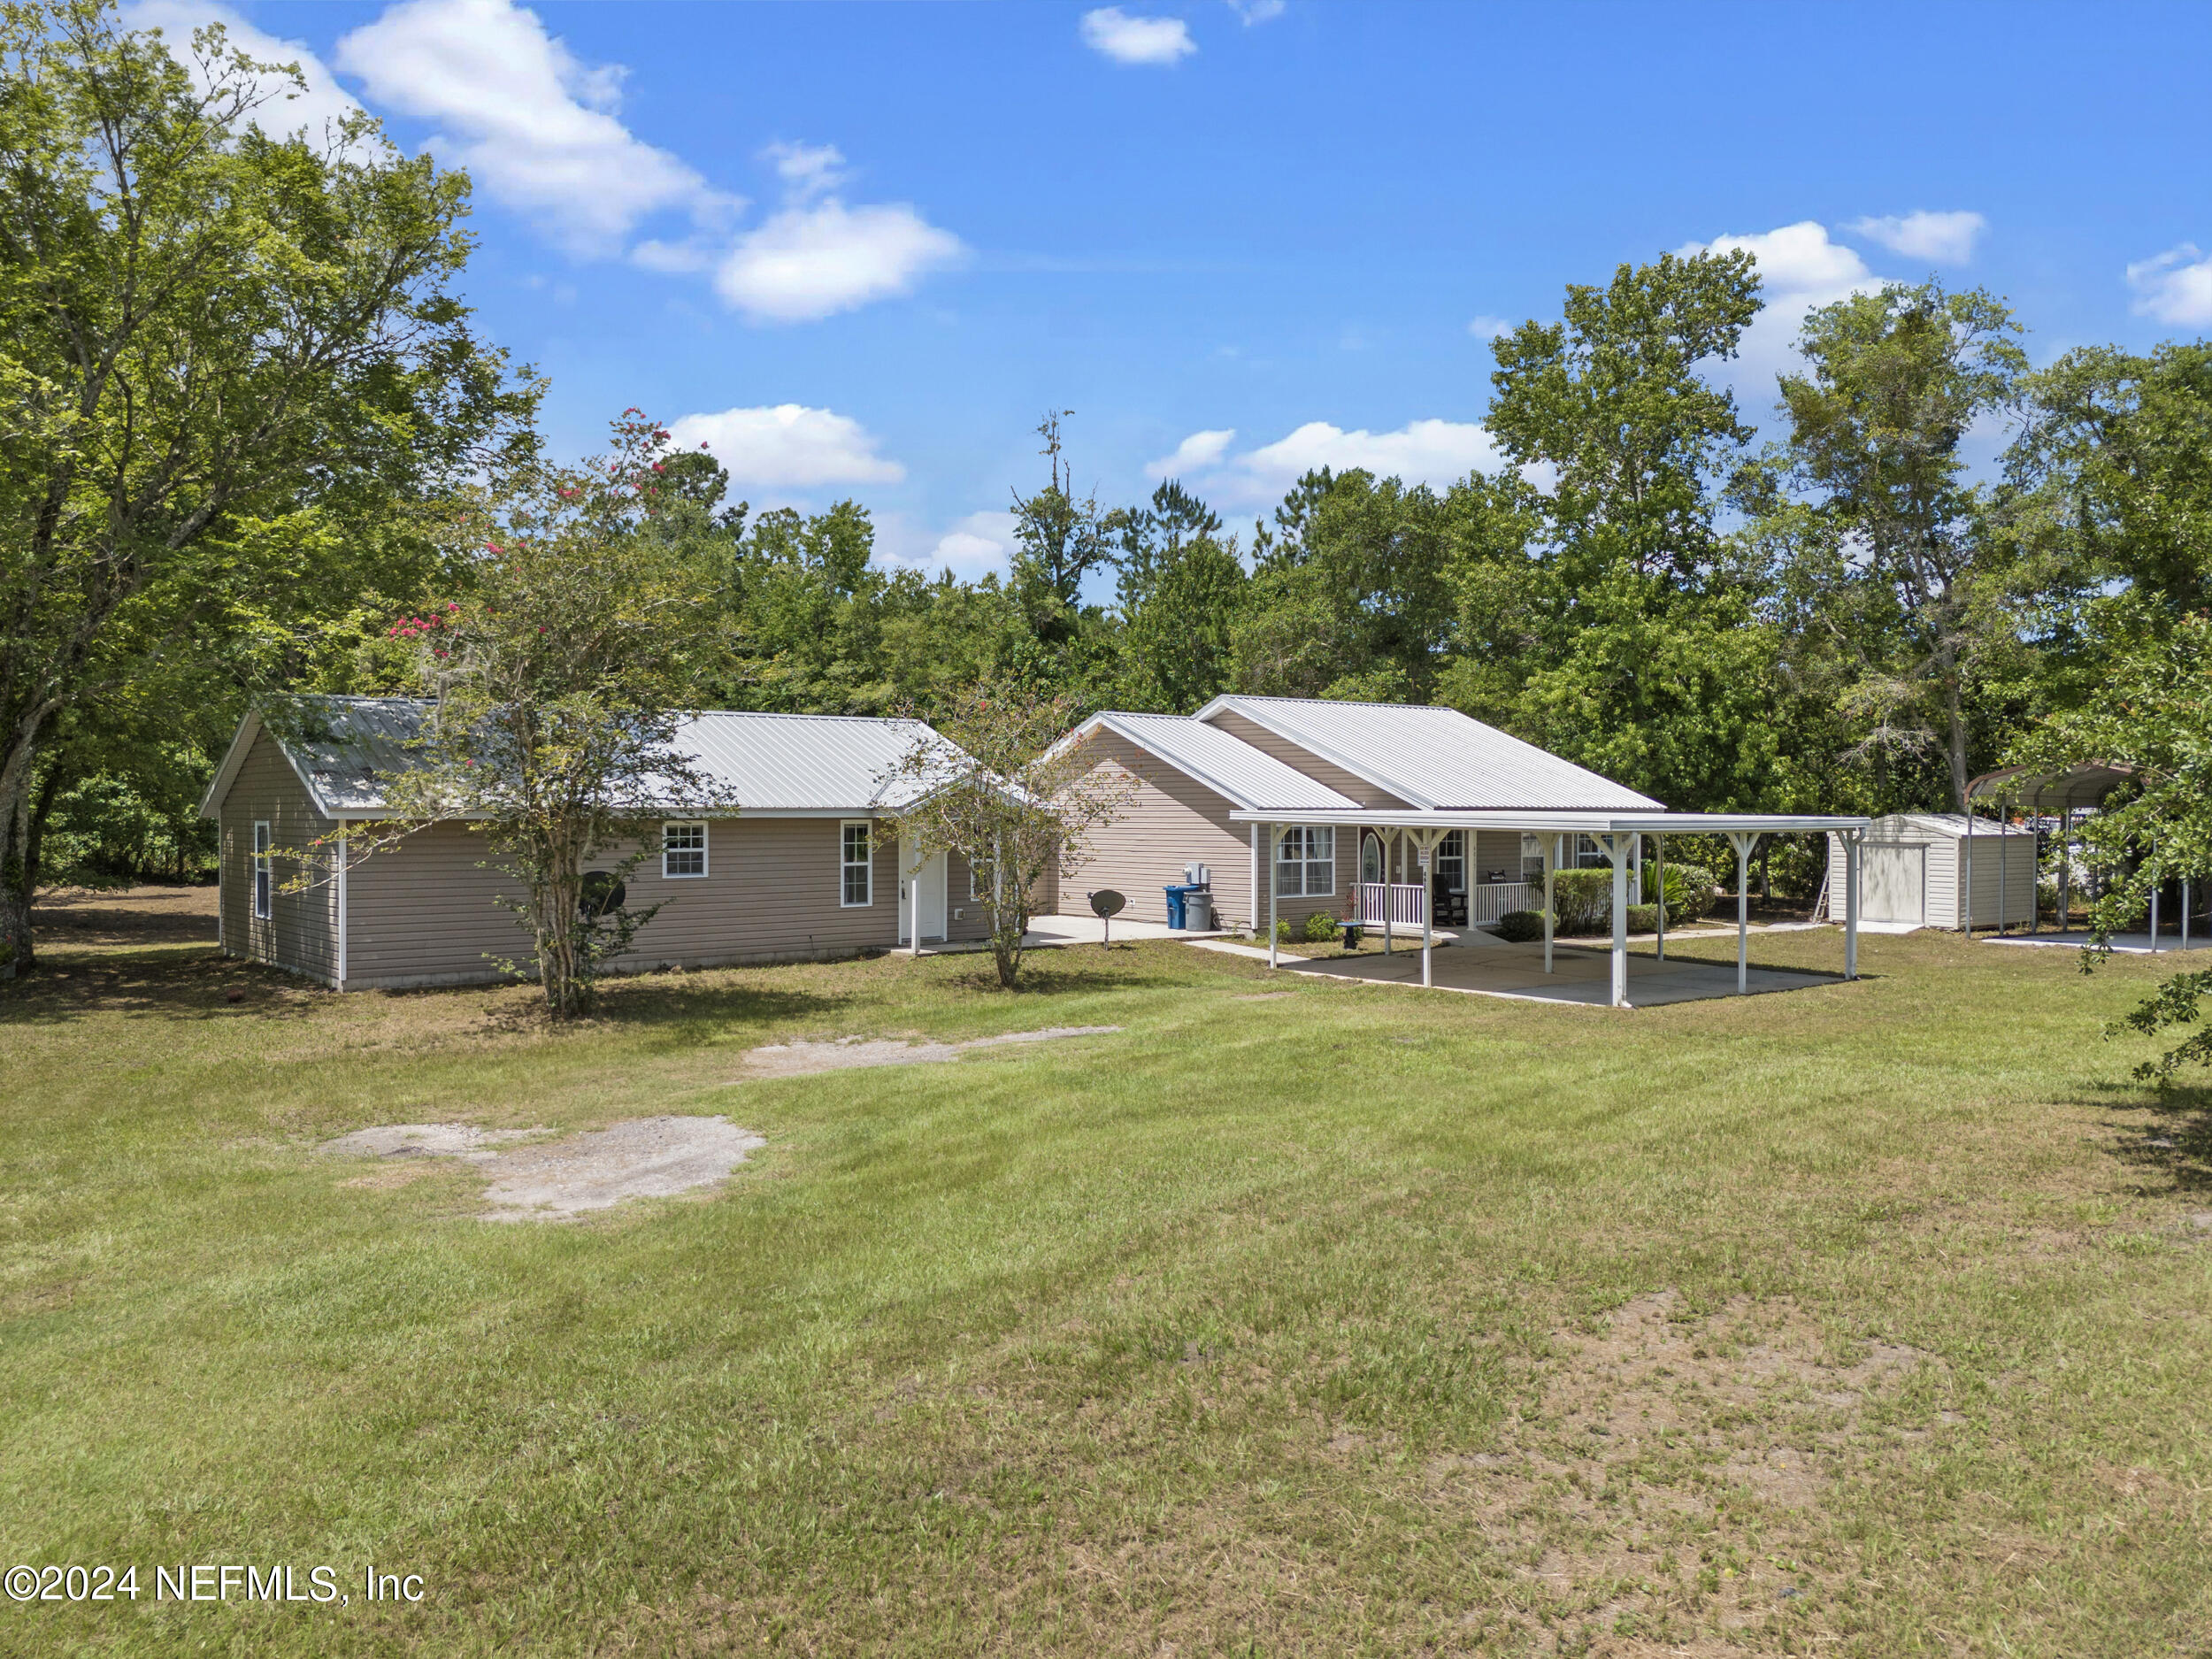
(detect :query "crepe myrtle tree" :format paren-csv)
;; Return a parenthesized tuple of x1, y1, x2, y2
(877, 680, 1134, 988)
(343, 411, 733, 1019)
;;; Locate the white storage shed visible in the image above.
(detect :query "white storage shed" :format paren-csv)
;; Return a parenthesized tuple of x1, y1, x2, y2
(1827, 813, 2040, 932)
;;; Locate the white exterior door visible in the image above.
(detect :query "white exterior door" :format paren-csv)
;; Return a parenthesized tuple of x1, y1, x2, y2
(898, 839, 948, 942)
(1861, 844, 1925, 925)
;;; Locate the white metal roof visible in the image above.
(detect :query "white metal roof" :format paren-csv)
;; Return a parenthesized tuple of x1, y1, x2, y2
(1192, 695, 1664, 811)
(200, 696, 965, 819)
(1073, 711, 1361, 812)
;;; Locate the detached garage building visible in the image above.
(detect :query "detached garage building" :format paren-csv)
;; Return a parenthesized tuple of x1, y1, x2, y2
(1828, 813, 2040, 932)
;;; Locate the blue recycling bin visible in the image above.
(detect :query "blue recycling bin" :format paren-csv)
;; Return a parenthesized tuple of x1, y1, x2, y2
(1163, 884, 1199, 929)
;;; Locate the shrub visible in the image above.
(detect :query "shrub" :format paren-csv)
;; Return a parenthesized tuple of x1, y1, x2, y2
(1302, 910, 1342, 943)
(1647, 862, 1717, 923)
(1494, 910, 1547, 943)
(1627, 902, 1661, 933)
(1548, 869, 1613, 933)
(1273, 918, 1296, 946)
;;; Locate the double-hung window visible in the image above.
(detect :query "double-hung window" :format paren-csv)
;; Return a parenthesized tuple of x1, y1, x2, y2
(662, 821, 708, 879)
(841, 822, 873, 906)
(1275, 826, 1335, 898)
(252, 821, 273, 919)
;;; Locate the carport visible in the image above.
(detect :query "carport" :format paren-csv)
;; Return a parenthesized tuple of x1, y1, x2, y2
(1230, 808, 1873, 1009)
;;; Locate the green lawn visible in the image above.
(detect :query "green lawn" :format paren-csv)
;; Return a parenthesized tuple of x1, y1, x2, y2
(3, 897, 2208, 1655)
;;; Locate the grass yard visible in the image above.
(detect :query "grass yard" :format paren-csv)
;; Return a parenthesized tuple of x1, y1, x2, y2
(3, 891, 2209, 1655)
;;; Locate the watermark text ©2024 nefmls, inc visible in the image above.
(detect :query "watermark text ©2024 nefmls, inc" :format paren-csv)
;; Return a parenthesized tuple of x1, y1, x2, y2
(5, 1563, 424, 1606)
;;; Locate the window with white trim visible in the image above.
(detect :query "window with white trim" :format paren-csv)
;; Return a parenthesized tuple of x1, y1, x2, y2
(841, 822, 873, 906)
(252, 821, 273, 919)
(662, 820, 708, 879)
(1274, 825, 1335, 898)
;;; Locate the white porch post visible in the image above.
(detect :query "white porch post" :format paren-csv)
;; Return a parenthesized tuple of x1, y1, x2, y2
(1730, 831, 1754, 996)
(2058, 808, 2071, 929)
(2150, 884, 2160, 954)
(1414, 828, 1440, 989)
(1609, 833, 1630, 1009)
(910, 846, 922, 960)
(1845, 830, 1861, 980)
(1382, 829, 1394, 956)
(1655, 833, 1666, 963)
(1266, 823, 1279, 969)
(1997, 810, 2008, 936)
(2185, 879, 2193, 953)
(1542, 833, 1557, 975)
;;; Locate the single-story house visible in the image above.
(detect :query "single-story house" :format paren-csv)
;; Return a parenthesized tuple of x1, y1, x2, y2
(198, 695, 990, 990)
(1057, 695, 1665, 933)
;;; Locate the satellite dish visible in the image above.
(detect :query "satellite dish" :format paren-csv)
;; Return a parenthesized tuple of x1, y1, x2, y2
(580, 872, 626, 918)
(1088, 890, 1125, 918)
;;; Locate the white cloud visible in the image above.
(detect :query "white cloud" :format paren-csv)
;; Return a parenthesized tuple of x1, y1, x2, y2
(1226, 0, 1286, 19)
(1145, 428, 1237, 479)
(123, 0, 369, 150)
(1162, 419, 1506, 505)
(764, 140, 847, 202)
(665, 405, 905, 490)
(1679, 220, 1885, 403)
(334, 0, 726, 256)
(1080, 7, 1197, 65)
(2126, 243, 2212, 326)
(1847, 210, 1986, 265)
(1467, 314, 1514, 341)
(714, 199, 965, 323)
(874, 511, 1019, 579)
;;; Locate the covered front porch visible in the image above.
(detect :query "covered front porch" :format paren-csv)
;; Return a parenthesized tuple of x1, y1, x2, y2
(1282, 934, 1841, 1006)
(1235, 808, 1874, 1010)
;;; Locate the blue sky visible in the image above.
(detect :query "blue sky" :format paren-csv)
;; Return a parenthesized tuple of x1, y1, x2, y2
(131, 0, 2212, 580)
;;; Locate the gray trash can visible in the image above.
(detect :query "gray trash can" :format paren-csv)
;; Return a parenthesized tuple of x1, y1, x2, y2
(1184, 890, 1213, 931)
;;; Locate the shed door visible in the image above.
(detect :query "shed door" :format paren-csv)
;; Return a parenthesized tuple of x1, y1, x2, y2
(1860, 844, 1925, 925)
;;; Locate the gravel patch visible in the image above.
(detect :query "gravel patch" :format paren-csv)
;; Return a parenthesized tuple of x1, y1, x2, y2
(323, 1116, 764, 1219)
(733, 1025, 1121, 1079)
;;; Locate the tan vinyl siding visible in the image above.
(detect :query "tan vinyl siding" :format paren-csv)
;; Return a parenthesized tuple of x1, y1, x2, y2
(1472, 829, 1526, 884)
(1058, 733, 1256, 928)
(217, 729, 340, 984)
(1202, 710, 1413, 809)
(339, 816, 988, 990)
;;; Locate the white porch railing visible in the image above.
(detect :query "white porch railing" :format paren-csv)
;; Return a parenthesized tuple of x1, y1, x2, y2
(1352, 882, 1426, 928)
(1468, 880, 1533, 925)
(1352, 880, 1536, 929)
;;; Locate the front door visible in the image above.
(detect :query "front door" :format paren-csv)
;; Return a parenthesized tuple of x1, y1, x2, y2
(1360, 833, 1384, 885)
(898, 838, 948, 941)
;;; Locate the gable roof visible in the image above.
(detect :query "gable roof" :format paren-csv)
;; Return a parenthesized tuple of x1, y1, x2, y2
(199, 696, 964, 820)
(1191, 695, 1664, 812)
(1069, 711, 1361, 812)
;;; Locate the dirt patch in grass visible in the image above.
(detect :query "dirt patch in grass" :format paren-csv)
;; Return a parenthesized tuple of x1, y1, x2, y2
(733, 1025, 1121, 1079)
(31, 883, 217, 949)
(323, 1117, 765, 1218)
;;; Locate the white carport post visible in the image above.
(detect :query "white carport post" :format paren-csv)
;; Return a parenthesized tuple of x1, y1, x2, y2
(1654, 833, 1666, 962)
(909, 845, 923, 961)
(1542, 833, 1558, 975)
(1607, 832, 1631, 1009)
(1728, 831, 1757, 995)
(1412, 827, 1443, 989)
(1265, 822, 1279, 969)
(1844, 828, 1861, 980)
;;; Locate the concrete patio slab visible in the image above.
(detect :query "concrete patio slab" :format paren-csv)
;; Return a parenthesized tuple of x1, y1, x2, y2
(1274, 940, 1842, 1008)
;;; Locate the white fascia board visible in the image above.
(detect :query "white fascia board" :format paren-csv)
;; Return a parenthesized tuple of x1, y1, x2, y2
(196, 712, 264, 818)
(1195, 696, 1439, 809)
(1224, 807, 1874, 833)
(197, 710, 340, 820)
